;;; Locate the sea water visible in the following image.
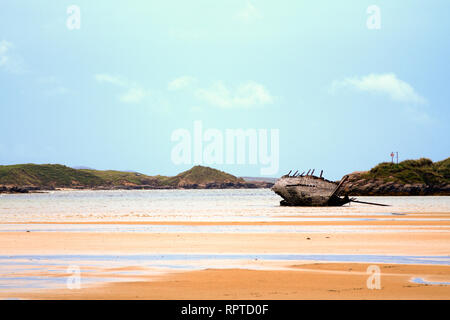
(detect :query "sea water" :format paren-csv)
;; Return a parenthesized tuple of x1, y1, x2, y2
(1, 189, 449, 222)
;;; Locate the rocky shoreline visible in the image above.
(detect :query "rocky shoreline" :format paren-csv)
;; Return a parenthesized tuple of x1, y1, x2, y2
(0, 186, 43, 194)
(341, 173, 450, 196)
(3, 178, 450, 195)
(0, 181, 274, 194)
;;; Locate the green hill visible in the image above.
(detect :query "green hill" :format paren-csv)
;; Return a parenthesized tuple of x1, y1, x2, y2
(0, 164, 165, 188)
(0, 164, 104, 187)
(360, 157, 450, 185)
(343, 157, 450, 195)
(164, 165, 244, 187)
(80, 169, 163, 186)
(0, 164, 248, 190)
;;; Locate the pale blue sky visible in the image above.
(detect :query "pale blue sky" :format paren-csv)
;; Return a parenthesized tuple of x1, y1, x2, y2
(1, 1, 449, 179)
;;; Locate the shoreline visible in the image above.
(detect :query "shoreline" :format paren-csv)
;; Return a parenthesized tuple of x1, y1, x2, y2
(0, 186, 450, 195)
(2, 220, 450, 226)
(2, 187, 450, 196)
(0, 186, 272, 194)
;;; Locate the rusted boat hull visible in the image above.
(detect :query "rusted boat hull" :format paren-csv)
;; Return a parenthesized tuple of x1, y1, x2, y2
(272, 174, 350, 207)
(278, 194, 350, 206)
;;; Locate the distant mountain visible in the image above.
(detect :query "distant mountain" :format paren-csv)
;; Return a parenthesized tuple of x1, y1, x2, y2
(0, 164, 272, 192)
(342, 157, 450, 195)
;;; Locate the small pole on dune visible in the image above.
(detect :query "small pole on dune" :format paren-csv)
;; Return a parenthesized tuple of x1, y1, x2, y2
(390, 152, 394, 164)
(396, 152, 399, 165)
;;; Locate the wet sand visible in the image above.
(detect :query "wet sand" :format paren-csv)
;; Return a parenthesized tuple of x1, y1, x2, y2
(1, 231, 449, 255)
(1, 227, 450, 299)
(2, 263, 449, 300)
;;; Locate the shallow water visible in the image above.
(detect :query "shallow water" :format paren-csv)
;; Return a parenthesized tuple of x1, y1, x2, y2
(410, 277, 450, 285)
(1, 189, 449, 222)
(0, 223, 448, 233)
(2, 254, 449, 265)
(1, 254, 449, 291)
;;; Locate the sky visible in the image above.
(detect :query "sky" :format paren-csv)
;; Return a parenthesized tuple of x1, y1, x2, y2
(1, 1, 449, 179)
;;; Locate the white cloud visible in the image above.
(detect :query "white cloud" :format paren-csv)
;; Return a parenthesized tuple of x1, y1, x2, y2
(168, 76, 197, 91)
(196, 81, 273, 108)
(0, 40, 26, 74)
(404, 105, 433, 125)
(95, 73, 273, 108)
(120, 87, 146, 103)
(94, 73, 146, 103)
(331, 73, 426, 105)
(36, 76, 69, 96)
(235, 1, 262, 22)
(0, 40, 12, 66)
(94, 74, 128, 87)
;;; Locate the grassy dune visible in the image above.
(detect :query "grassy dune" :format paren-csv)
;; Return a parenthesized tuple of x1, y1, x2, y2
(80, 169, 163, 186)
(0, 164, 104, 187)
(0, 164, 243, 189)
(164, 165, 244, 187)
(361, 157, 450, 185)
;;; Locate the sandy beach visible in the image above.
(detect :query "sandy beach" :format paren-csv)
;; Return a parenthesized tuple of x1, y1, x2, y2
(0, 191, 449, 299)
(1, 229, 450, 255)
(4, 263, 448, 300)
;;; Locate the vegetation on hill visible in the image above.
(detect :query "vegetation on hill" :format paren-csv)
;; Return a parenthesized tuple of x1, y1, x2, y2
(80, 169, 162, 186)
(0, 164, 104, 187)
(0, 164, 248, 189)
(4, 158, 447, 194)
(163, 165, 244, 187)
(359, 157, 450, 185)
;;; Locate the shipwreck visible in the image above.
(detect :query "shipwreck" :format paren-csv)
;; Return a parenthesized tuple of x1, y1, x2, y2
(272, 169, 387, 207)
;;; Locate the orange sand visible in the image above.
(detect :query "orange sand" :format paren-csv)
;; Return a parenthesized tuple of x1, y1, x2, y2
(1, 231, 449, 255)
(2, 263, 449, 300)
(1, 211, 449, 299)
